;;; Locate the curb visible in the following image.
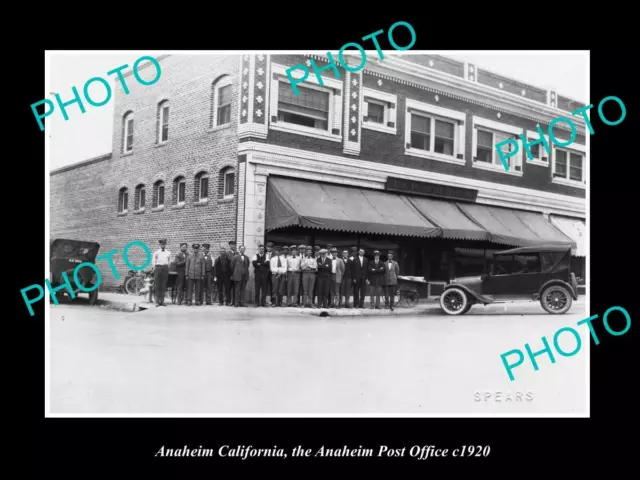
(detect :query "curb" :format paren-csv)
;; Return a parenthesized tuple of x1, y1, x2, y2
(96, 299, 143, 312)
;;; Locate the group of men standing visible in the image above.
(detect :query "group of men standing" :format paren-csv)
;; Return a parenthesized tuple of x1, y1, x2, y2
(252, 242, 401, 310)
(151, 239, 401, 310)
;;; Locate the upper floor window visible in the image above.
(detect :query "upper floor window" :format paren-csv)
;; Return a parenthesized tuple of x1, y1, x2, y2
(134, 184, 146, 210)
(173, 176, 186, 206)
(270, 63, 342, 142)
(362, 88, 397, 135)
(411, 114, 456, 155)
(118, 187, 129, 213)
(158, 101, 169, 143)
(524, 131, 551, 167)
(221, 167, 235, 199)
(553, 147, 585, 185)
(153, 180, 165, 208)
(123, 112, 134, 153)
(195, 172, 209, 202)
(212, 76, 232, 127)
(472, 116, 524, 176)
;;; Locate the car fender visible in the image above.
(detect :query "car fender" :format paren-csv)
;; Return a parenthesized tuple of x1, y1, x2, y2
(443, 283, 492, 304)
(539, 279, 578, 300)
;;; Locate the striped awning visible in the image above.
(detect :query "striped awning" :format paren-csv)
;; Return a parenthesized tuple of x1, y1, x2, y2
(549, 215, 586, 257)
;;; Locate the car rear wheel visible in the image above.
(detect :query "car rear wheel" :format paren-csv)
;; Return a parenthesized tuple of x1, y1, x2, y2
(540, 285, 572, 314)
(440, 288, 469, 315)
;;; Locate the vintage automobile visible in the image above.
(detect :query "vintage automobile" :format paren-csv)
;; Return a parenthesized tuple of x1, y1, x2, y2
(439, 244, 578, 315)
(50, 238, 101, 305)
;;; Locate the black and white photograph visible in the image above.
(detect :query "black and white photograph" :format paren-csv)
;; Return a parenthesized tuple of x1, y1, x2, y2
(45, 50, 589, 416)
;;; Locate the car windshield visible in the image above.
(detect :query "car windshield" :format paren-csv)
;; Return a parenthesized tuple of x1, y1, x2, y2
(492, 254, 540, 275)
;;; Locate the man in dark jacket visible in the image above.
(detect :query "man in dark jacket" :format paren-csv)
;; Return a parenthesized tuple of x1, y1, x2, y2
(368, 250, 386, 309)
(214, 243, 232, 306)
(351, 248, 369, 308)
(201, 243, 214, 305)
(252, 243, 270, 307)
(185, 244, 205, 306)
(231, 245, 250, 307)
(340, 249, 353, 308)
(316, 249, 332, 309)
(173, 243, 188, 305)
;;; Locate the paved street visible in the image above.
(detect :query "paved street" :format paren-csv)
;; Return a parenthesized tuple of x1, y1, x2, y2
(49, 298, 589, 415)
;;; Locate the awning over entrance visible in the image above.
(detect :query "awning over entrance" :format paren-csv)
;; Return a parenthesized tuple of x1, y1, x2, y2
(549, 215, 586, 257)
(406, 196, 491, 241)
(266, 177, 440, 237)
(456, 203, 577, 248)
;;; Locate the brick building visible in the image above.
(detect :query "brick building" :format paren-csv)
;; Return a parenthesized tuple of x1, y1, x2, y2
(50, 53, 587, 298)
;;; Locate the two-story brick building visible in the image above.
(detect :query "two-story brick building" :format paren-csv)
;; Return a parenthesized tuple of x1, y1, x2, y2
(50, 53, 587, 297)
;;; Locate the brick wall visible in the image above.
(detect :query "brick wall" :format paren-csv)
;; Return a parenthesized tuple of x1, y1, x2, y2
(264, 54, 586, 199)
(50, 54, 241, 290)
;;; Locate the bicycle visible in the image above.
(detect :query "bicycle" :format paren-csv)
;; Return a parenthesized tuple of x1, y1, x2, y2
(125, 269, 154, 295)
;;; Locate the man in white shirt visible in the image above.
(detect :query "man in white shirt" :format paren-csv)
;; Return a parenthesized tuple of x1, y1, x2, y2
(286, 245, 302, 307)
(265, 241, 274, 305)
(329, 247, 339, 307)
(269, 246, 287, 307)
(152, 238, 171, 307)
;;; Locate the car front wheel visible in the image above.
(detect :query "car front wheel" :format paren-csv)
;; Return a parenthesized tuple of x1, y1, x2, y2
(540, 285, 573, 314)
(440, 288, 469, 315)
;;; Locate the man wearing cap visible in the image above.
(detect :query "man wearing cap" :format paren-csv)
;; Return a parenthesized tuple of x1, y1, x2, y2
(270, 246, 287, 307)
(280, 246, 290, 304)
(339, 249, 352, 308)
(186, 244, 205, 306)
(173, 243, 188, 305)
(227, 241, 238, 302)
(252, 243, 270, 307)
(351, 248, 369, 308)
(332, 248, 346, 308)
(231, 245, 250, 307)
(286, 245, 302, 307)
(201, 243, 214, 305)
(300, 246, 317, 308)
(368, 250, 385, 309)
(316, 249, 332, 308)
(297, 244, 306, 306)
(311, 245, 321, 306)
(152, 239, 171, 307)
(265, 242, 275, 305)
(214, 243, 232, 306)
(384, 250, 400, 311)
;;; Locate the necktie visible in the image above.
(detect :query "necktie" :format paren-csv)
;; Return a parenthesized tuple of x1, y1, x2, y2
(277, 256, 281, 268)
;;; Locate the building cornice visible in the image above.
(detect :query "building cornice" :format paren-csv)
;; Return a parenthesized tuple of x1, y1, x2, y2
(50, 153, 112, 175)
(238, 142, 585, 218)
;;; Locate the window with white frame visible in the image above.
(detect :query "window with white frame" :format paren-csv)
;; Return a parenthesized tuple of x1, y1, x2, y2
(524, 131, 550, 165)
(123, 113, 134, 153)
(158, 101, 169, 143)
(472, 116, 523, 174)
(405, 99, 465, 164)
(118, 187, 129, 213)
(174, 176, 186, 205)
(213, 76, 232, 127)
(196, 172, 209, 201)
(362, 88, 397, 135)
(270, 64, 342, 141)
(278, 82, 330, 130)
(553, 147, 585, 184)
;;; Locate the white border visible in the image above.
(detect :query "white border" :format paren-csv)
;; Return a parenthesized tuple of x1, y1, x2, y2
(45, 50, 589, 418)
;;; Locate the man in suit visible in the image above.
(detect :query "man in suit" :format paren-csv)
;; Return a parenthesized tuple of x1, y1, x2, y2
(368, 250, 386, 309)
(351, 248, 369, 308)
(339, 249, 352, 308)
(333, 248, 346, 308)
(270, 246, 287, 307)
(214, 243, 231, 306)
(228, 240, 238, 303)
(231, 245, 250, 307)
(186, 243, 205, 306)
(316, 249, 332, 309)
(384, 250, 400, 311)
(201, 243, 214, 305)
(173, 243, 188, 305)
(286, 245, 302, 307)
(252, 243, 270, 307)
(264, 241, 274, 305)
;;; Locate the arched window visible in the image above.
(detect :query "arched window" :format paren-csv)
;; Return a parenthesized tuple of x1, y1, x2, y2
(173, 176, 186, 206)
(157, 100, 169, 143)
(123, 112, 134, 153)
(195, 171, 209, 202)
(134, 184, 146, 210)
(220, 166, 235, 199)
(153, 180, 165, 208)
(118, 187, 129, 213)
(212, 76, 232, 127)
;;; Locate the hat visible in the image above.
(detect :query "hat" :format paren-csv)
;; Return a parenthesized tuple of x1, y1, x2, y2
(266, 242, 274, 247)
(258, 243, 264, 248)
(350, 246, 358, 252)
(180, 242, 187, 247)
(282, 246, 289, 251)
(219, 242, 227, 249)
(331, 247, 338, 252)
(305, 246, 312, 251)
(319, 249, 328, 254)
(290, 245, 298, 250)
(192, 243, 200, 249)
(229, 240, 237, 246)
(159, 238, 167, 244)
(374, 250, 380, 255)
(388, 250, 394, 255)
(202, 243, 210, 248)
(314, 245, 321, 251)
(298, 244, 306, 250)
